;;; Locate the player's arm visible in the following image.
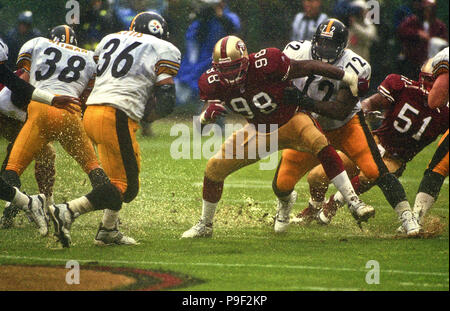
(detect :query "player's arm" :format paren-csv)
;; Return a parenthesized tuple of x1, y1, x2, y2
(361, 93, 390, 114)
(428, 72, 449, 109)
(287, 59, 359, 96)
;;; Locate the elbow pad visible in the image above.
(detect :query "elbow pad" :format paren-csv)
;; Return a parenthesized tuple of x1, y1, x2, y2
(154, 84, 176, 118)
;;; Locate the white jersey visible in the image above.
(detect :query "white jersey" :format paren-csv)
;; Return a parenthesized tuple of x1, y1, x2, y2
(0, 87, 26, 122)
(86, 31, 181, 121)
(0, 38, 8, 62)
(431, 47, 449, 78)
(17, 37, 96, 97)
(283, 40, 372, 131)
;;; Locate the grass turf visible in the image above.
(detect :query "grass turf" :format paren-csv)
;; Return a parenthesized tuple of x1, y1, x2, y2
(0, 118, 448, 291)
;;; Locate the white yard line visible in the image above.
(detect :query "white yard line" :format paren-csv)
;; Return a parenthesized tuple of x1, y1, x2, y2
(0, 255, 447, 277)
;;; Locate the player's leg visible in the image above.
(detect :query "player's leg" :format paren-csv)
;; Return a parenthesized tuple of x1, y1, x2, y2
(279, 112, 373, 225)
(332, 113, 420, 234)
(48, 106, 138, 247)
(182, 124, 262, 238)
(272, 149, 319, 228)
(413, 130, 449, 225)
(34, 143, 56, 205)
(1, 101, 50, 233)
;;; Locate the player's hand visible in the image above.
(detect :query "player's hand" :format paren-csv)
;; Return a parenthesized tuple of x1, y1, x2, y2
(365, 110, 385, 123)
(200, 100, 227, 124)
(51, 95, 82, 114)
(358, 78, 370, 97)
(342, 71, 359, 97)
(283, 86, 303, 105)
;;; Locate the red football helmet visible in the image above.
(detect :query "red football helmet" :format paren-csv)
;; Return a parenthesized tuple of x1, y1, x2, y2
(212, 35, 249, 86)
(419, 58, 435, 93)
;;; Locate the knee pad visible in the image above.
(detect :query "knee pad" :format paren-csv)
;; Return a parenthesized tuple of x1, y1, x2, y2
(88, 168, 111, 188)
(86, 182, 123, 211)
(1, 169, 21, 189)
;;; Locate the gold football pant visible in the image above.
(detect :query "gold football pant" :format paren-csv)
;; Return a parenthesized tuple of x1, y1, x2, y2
(205, 112, 328, 182)
(83, 105, 141, 203)
(428, 129, 449, 177)
(5, 101, 99, 178)
(274, 112, 387, 193)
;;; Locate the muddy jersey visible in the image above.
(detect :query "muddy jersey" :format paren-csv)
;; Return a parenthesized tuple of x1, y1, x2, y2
(86, 31, 181, 121)
(17, 37, 96, 97)
(0, 38, 8, 62)
(198, 47, 297, 127)
(373, 74, 449, 162)
(283, 40, 371, 131)
(432, 47, 449, 78)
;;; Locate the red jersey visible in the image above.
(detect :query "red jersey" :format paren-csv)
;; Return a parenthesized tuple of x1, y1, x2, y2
(373, 74, 449, 162)
(198, 48, 298, 127)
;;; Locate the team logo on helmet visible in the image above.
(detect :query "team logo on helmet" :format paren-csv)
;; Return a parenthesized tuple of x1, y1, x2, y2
(236, 40, 246, 56)
(148, 19, 163, 37)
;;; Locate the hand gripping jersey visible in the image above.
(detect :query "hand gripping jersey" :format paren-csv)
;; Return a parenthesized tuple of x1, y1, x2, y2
(198, 48, 297, 127)
(17, 37, 96, 97)
(432, 47, 449, 78)
(86, 31, 181, 121)
(0, 38, 8, 62)
(374, 74, 449, 162)
(283, 40, 371, 131)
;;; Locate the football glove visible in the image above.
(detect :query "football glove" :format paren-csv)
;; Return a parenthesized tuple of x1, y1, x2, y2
(283, 86, 315, 111)
(358, 77, 370, 97)
(199, 100, 227, 124)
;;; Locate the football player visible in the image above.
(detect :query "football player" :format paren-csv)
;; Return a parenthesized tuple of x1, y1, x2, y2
(411, 47, 448, 226)
(181, 32, 369, 239)
(0, 36, 79, 236)
(0, 69, 56, 229)
(272, 19, 422, 236)
(48, 12, 181, 247)
(308, 58, 448, 231)
(1, 25, 112, 238)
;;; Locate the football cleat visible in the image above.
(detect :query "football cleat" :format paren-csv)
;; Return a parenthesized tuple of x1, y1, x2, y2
(94, 222, 137, 246)
(20, 194, 48, 236)
(348, 200, 375, 227)
(274, 191, 297, 233)
(48, 203, 74, 248)
(397, 211, 422, 236)
(181, 220, 213, 238)
(317, 194, 343, 225)
(290, 201, 321, 225)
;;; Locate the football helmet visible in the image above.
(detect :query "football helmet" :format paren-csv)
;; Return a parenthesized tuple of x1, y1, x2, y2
(212, 35, 249, 87)
(312, 18, 348, 64)
(419, 58, 435, 93)
(129, 11, 169, 40)
(49, 25, 77, 46)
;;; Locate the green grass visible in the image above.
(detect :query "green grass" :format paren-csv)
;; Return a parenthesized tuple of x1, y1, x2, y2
(0, 119, 448, 291)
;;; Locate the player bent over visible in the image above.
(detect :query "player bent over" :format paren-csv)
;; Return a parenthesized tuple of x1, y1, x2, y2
(273, 19, 422, 236)
(305, 59, 447, 235)
(0, 36, 80, 236)
(181, 33, 370, 238)
(48, 12, 181, 247)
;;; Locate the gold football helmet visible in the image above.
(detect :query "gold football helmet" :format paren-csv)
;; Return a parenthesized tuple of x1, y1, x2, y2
(212, 35, 249, 86)
(419, 58, 435, 93)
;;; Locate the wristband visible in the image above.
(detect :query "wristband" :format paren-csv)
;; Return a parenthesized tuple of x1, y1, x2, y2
(31, 89, 55, 105)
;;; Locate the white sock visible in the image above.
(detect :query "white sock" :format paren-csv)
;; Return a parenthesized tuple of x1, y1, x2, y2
(308, 197, 324, 210)
(67, 196, 94, 218)
(201, 200, 217, 225)
(102, 209, 120, 230)
(332, 191, 345, 207)
(394, 200, 412, 218)
(330, 171, 359, 206)
(11, 187, 29, 209)
(278, 193, 292, 202)
(413, 192, 435, 217)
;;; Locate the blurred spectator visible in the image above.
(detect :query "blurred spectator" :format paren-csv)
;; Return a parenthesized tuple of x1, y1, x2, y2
(291, 0, 328, 41)
(393, 0, 422, 29)
(175, 0, 240, 107)
(3, 11, 41, 69)
(77, 0, 118, 50)
(112, 0, 168, 30)
(333, 0, 352, 26)
(347, 0, 378, 62)
(397, 0, 448, 78)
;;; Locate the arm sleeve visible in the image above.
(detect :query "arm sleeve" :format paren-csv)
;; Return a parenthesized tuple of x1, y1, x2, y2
(0, 63, 34, 109)
(155, 44, 181, 83)
(377, 74, 404, 104)
(0, 38, 8, 63)
(16, 38, 36, 72)
(260, 48, 291, 82)
(432, 48, 449, 78)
